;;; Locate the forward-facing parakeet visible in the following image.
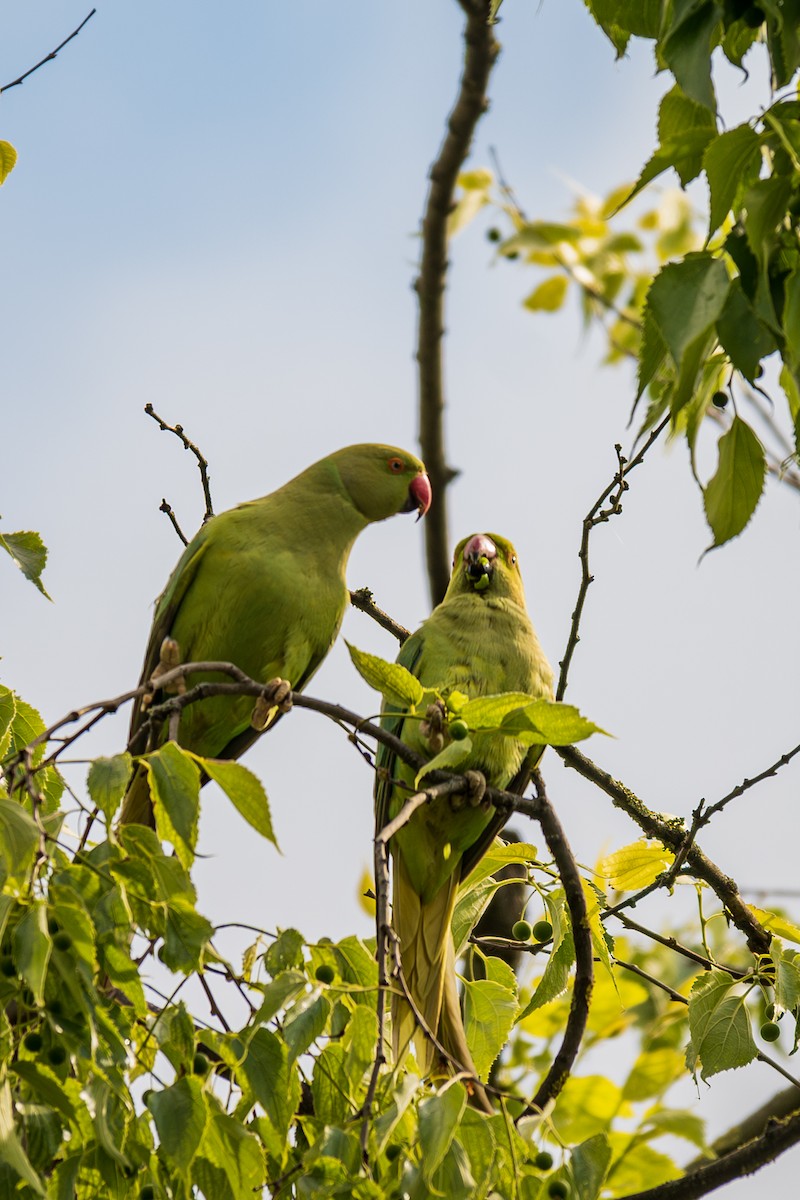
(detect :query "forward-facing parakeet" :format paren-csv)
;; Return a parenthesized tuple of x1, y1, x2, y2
(375, 533, 553, 1109)
(121, 443, 431, 826)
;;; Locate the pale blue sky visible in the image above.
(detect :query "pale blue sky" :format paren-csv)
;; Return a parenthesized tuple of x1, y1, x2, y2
(2, 4, 799, 1190)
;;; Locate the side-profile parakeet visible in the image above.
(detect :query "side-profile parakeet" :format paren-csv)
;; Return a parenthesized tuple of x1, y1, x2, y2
(121, 443, 431, 826)
(374, 533, 553, 1108)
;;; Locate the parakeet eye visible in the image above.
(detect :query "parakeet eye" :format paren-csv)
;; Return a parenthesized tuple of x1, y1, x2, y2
(511, 555, 517, 565)
(387, 456, 405, 473)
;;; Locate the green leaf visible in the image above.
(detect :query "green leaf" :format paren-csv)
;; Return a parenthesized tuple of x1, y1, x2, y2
(197, 1107, 264, 1198)
(13, 902, 51, 1005)
(87, 754, 132, 823)
(0, 142, 17, 185)
(146, 741, 201, 868)
(264, 927, 305, 976)
(310, 1042, 351, 1126)
(623, 1048, 686, 1101)
(643, 1108, 708, 1151)
(459, 692, 541, 730)
(772, 946, 800, 1012)
(343, 1003, 379, 1080)
(0, 687, 15, 758)
(748, 905, 800, 945)
(0, 1077, 44, 1194)
(605, 1138, 681, 1193)
(452, 876, 499, 957)
(0, 531, 50, 599)
(511, 221, 582, 248)
(704, 123, 762, 237)
(523, 276, 569, 312)
(282, 991, 330, 1064)
(571, 1133, 612, 1200)
(0, 799, 39, 890)
(462, 977, 519, 1079)
(415, 736, 473, 788)
(418, 1084, 467, 1182)
(703, 416, 766, 548)
(147, 1078, 207, 1175)
(687, 969, 757, 1079)
(242, 1028, 300, 1137)
(647, 254, 730, 367)
(600, 841, 675, 892)
(463, 838, 538, 889)
(743, 176, 794, 263)
(551, 1075, 625, 1143)
(192, 756, 278, 848)
(782, 267, 800, 365)
(661, 2, 720, 110)
(499, 698, 606, 746)
(518, 927, 575, 1020)
(716, 279, 776, 382)
(162, 901, 213, 971)
(252, 969, 307, 1024)
(346, 642, 424, 708)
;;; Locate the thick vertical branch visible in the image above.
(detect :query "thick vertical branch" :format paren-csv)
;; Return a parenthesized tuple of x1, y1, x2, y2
(416, 0, 500, 604)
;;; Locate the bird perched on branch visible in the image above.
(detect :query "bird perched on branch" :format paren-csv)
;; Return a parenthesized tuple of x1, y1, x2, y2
(375, 533, 552, 1111)
(121, 443, 431, 826)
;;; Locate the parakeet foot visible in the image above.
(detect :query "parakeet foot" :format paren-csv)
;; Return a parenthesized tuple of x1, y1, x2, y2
(250, 678, 292, 730)
(141, 637, 185, 709)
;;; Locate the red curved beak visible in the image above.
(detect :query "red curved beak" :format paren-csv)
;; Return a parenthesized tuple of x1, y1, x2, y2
(408, 472, 432, 521)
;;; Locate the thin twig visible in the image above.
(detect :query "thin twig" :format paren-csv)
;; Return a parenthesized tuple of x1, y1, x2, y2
(608, 912, 745, 979)
(144, 403, 214, 522)
(613, 957, 688, 1004)
(699, 740, 800, 825)
(517, 770, 593, 1118)
(0, 10, 96, 93)
(556, 416, 669, 701)
(558, 745, 772, 956)
(158, 499, 189, 546)
(416, 0, 500, 605)
(349, 588, 411, 643)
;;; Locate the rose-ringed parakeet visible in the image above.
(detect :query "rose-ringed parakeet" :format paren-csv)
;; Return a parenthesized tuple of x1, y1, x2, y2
(121, 443, 431, 826)
(374, 533, 553, 1109)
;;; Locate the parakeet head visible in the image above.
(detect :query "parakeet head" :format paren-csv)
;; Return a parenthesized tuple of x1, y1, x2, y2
(331, 444, 431, 523)
(446, 533, 526, 604)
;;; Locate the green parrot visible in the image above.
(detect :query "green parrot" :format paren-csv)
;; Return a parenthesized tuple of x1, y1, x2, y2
(375, 533, 553, 1110)
(121, 443, 431, 826)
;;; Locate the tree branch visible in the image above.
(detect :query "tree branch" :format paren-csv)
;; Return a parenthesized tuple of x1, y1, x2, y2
(416, 0, 500, 605)
(144, 403, 214, 522)
(0, 10, 96, 93)
(558, 746, 771, 955)
(349, 588, 411, 643)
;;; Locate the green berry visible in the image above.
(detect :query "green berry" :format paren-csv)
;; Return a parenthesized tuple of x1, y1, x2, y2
(760, 1021, 781, 1042)
(139, 1187, 155, 1200)
(547, 1182, 569, 1199)
(315, 964, 335, 984)
(765, 1003, 776, 1021)
(192, 1052, 209, 1075)
(534, 1151, 554, 1171)
(385, 1143, 402, 1161)
(512, 920, 532, 941)
(53, 932, 72, 952)
(711, 390, 728, 409)
(23, 1032, 43, 1053)
(47, 1045, 67, 1066)
(486, 228, 502, 243)
(48, 999, 63, 1017)
(47, 917, 60, 935)
(533, 920, 553, 943)
(0, 955, 15, 977)
(449, 719, 469, 741)
(505, 250, 519, 260)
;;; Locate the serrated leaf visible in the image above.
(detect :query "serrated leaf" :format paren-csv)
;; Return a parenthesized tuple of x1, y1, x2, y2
(716, 279, 776, 382)
(647, 254, 730, 367)
(451, 876, 498, 959)
(192, 755, 278, 847)
(0, 687, 15, 758)
(252, 969, 307, 1024)
(600, 841, 675, 892)
(463, 977, 519, 1078)
(518, 928, 575, 1020)
(687, 970, 757, 1079)
(748, 905, 800, 944)
(551, 1075, 626, 1143)
(0, 1078, 44, 1194)
(743, 176, 794, 262)
(346, 642, 424, 708)
(415, 736, 473, 788)
(145, 742, 201, 868)
(0, 141, 18, 185)
(242, 1028, 300, 1137)
(704, 124, 762, 237)
(499, 698, 606, 746)
(0, 530, 50, 599)
(462, 838, 538, 890)
(87, 754, 132, 822)
(283, 991, 330, 1064)
(703, 416, 766, 548)
(572, 1133, 612, 1200)
(661, 2, 719, 110)
(14, 902, 51, 1006)
(523, 275, 569, 312)
(0, 799, 39, 890)
(418, 1084, 467, 1181)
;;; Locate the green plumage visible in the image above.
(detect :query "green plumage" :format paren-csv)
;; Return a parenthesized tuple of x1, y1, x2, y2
(122, 443, 430, 826)
(375, 532, 553, 1109)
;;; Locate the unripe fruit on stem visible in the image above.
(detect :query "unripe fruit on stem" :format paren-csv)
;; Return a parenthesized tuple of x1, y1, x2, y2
(534, 1151, 554, 1171)
(192, 1052, 209, 1075)
(711, 390, 728, 408)
(23, 1032, 43, 1053)
(533, 920, 553, 943)
(449, 719, 469, 741)
(512, 920, 532, 941)
(315, 964, 335, 984)
(47, 1045, 67, 1066)
(547, 1182, 569, 1199)
(53, 932, 73, 952)
(760, 1021, 781, 1042)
